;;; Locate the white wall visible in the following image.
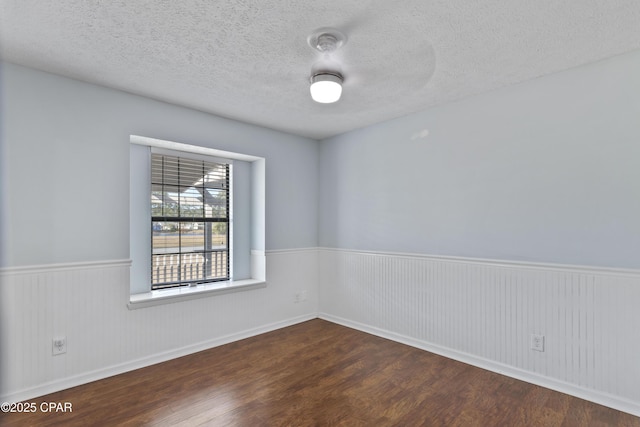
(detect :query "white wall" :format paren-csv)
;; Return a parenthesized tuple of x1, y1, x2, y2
(0, 62, 319, 400)
(319, 249, 640, 415)
(318, 49, 640, 415)
(1, 250, 318, 401)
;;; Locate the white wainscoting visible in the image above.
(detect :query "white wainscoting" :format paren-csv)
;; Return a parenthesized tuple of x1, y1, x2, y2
(0, 249, 319, 402)
(3, 247, 639, 416)
(318, 248, 640, 416)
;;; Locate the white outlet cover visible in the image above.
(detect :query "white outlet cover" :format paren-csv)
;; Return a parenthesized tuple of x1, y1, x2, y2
(52, 337, 67, 355)
(530, 334, 545, 352)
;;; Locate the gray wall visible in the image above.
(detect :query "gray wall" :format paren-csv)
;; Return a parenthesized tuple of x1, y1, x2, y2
(319, 50, 640, 268)
(1, 62, 319, 268)
(3, 48, 640, 271)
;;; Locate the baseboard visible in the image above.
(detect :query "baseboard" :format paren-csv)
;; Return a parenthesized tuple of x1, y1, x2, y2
(1, 313, 317, 404)
(319, 312, 640, 417)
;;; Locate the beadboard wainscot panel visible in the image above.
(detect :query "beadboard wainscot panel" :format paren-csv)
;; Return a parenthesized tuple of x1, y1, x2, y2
(0, 248, 319, 402)
(318, 248, 640, 416)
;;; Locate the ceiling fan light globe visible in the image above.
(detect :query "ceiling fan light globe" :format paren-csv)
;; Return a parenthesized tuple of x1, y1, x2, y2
(310, 73, 343, 103)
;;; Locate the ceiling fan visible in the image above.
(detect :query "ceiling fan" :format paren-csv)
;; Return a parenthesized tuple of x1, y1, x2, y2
(307, 27, 348, 103)
(304, 19, 436, 106)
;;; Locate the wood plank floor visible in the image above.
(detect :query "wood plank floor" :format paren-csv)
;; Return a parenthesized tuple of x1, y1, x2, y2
(2, 319, 638, 426)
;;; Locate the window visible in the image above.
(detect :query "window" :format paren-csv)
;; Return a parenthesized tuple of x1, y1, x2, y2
(151, 152, 230, 289)
(129, 135, 266, 307)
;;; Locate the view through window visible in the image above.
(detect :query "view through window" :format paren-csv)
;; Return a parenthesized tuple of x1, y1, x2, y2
(151, 153, 230, 289)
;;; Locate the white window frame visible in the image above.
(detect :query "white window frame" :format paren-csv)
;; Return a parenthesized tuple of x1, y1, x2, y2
(128, 135, 266, 309)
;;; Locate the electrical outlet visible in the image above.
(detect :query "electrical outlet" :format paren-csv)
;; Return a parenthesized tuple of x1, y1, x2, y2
(530, 334, 544, 352)
(300, 290, 307, 301)
(52, 337, 67, 355)
(294, 292, 300, 303)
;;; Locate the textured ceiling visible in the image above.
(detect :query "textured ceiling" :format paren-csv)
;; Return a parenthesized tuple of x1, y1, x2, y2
(2, 0, 640, 140)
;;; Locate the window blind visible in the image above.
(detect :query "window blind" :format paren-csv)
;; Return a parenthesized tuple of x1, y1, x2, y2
(150, 153, 230, 289)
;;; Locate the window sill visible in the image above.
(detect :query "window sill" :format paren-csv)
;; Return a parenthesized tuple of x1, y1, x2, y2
(128, 279, 266, 310)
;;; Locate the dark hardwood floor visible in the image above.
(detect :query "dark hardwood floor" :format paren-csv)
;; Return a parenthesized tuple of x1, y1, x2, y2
(2, 319, 638, 426)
